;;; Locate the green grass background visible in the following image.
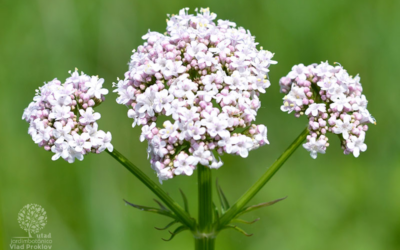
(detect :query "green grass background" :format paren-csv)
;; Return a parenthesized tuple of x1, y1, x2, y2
(1, 0, 399, 249)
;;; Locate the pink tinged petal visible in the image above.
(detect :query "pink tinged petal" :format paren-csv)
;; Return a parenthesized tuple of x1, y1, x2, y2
(81, 133, 90, 140)
(101, 88, 109, 95)
(353, 148, 360, 157)
(310, 152, 317, 159)
(93, 113, 101, 120)
(83, 142, 92, 149)
(312, 109, 318, 116)
(52, 154, 60, 161)
(185, 168, 194, 176)
(342, 131, 349, 140)
(298, 74, 307, 81)
(239, 148, 249, 158)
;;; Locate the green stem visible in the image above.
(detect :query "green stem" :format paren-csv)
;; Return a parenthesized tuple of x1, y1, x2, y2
(106, 149, 195, 230)
(198, 165, 213, 232)
(195, 165, 215, 249)
(217, 127, 309, 230)
(195, 237, 215, 250)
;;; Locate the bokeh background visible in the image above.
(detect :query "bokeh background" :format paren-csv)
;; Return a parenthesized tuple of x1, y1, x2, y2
(1, 0, 399, 249)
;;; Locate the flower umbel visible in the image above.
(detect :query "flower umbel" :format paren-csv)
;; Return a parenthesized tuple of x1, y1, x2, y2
(279, 61, 375, 159)
(22, 69, 113, 163)
(114, 7, 276, 182)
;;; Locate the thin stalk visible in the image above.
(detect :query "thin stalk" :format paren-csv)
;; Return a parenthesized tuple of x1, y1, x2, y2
(217, 127, 309, 230)
(195, 165, 215, 250)
(106, 149, 195, 230)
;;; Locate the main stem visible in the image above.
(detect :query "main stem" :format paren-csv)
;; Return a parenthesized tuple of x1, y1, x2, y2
(195, 165, 215, 250)
(106, 149, 195, 230)
(217, 127, 309, 229)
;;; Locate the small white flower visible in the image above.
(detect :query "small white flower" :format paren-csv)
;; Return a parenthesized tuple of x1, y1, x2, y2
(69, 133, 91, 152)
(48, 93, 72, 107)
(186, 121, 206, 140)
(347, 132, 367, 157)
(79, 107, 101, 124)
(33, 124, 52, 143)
(187, 41, 207, 57)
(53, 122, 72, 144)
(174, 153, 196, 176)
(49, 105, 71, 121)
(165, 99, 184, 120)
(305, 103, 326, 117)
(230, 135, 253, 158)
(159, 121, 178, 139)
(333, 115, 353, 139)
(314, 61, 334, 78)
(255, 124, 269, 145)
(150, 135, 167, 158)
(154, 89, 173, 113)
(209, 39, 230, 54)
(140, 122, 156, 142)
(352, 95, 368, 110)
(230, 54, 250, 72)
(288, 64, 308, 81)
(196, 51, 218, 66)
(162, 61, 186, 78)
(51, 142, 70, 161)
(317, 77, 337, 91)
(330, 94, 351, 112)
(85, 123, 102, 146)
(192, 145, 211, 166)
(116, 85, 136, 105)
(224, 71, 246, 90)
(303, 137, 326, 159)
(136, 88, 157, 117)
(209, 155, 223, 169)
(86, 77, 109, 99)
(98, 131, 113, 152)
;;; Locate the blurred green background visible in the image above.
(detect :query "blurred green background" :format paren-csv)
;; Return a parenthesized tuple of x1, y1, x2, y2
(1, 0, 399, 249)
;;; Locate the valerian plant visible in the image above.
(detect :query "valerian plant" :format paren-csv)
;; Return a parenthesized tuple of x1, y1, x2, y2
(22, 7, 374, 250)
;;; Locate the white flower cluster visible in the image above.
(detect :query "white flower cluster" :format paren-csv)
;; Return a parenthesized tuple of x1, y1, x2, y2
(279, 61, 375, 159)
(114, 8, 276, 182)
(22, 70, 113, 163)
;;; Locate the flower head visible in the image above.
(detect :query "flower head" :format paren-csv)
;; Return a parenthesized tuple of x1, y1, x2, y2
(114, 8, 276, 182)
(22, 70, 113, 163)
(279, 62, 375, 159)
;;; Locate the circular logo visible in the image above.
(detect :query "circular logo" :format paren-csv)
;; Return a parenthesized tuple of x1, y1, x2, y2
(17, 204, 47, 238)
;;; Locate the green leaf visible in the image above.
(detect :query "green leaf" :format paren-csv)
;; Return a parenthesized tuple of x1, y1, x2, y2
(153, 199, 168, 210)
(123, 199, 177, 219)
(179, 189, 190, 214)
(232, 218, 260, 225)
(216, 178, 230, 214)
(155, 220, 177, 231)
(236, 197, 287, 218)
(162, 225, 188, 241)
(213, 202, 220, 225)
(222, 225, 253, 237)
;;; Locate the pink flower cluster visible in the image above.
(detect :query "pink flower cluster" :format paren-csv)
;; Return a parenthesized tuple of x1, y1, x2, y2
(22, 70, 113, 163)
(280, 62, 375, 159)
(114, 8, 276, 182)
